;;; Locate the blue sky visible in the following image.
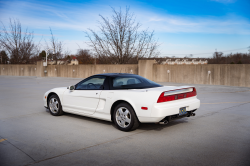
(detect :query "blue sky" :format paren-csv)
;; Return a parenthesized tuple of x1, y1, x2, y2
(0, 0, 249, 58)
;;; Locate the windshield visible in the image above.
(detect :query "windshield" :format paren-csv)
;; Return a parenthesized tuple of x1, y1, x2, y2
(111, 75, 162, 89)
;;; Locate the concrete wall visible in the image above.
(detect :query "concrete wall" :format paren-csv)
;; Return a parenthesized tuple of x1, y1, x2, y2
(138, 60, 155, 81)
(153, 64, 250, 87)
(44, 64, 138, 78)
(0, 64, 37, 77)
(0, 62, 138, 78)
(1, 61, 250, 87)
(36, 61, 43, 77)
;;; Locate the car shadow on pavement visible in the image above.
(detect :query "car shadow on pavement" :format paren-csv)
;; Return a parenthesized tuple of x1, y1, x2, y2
(45, 109, 189, 132)
(138, 119, 189, 131)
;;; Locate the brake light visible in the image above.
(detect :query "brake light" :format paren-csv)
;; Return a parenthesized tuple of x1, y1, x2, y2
(157, 93, 176, 103)
(186, 87, 196, 97)
(157, 88, 197, 103)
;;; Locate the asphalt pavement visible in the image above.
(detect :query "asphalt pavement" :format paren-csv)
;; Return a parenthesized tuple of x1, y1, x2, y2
(0, 76, 250, 166)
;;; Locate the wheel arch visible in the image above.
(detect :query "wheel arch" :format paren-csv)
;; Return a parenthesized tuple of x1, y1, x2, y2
(47, 92, 59, 106)
(110, 100, 139, 122)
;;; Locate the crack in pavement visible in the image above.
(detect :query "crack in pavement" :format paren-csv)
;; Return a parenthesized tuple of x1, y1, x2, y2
(196, 102, 250, 119)
(24, 129, 153, 166)
(0, 135, 36, 163)
(2, 118, 158, 166)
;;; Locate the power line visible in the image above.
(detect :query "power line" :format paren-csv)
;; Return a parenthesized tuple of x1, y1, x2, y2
(160, 47, 248, 56)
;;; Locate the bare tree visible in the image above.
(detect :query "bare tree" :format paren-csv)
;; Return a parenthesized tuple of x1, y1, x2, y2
(208, 52, 250, 64)
(45, 28, 63, 60)
(0, 50, 9, 64)
(85, 7, 160, 64)
(0, 19, 38, 64)
(64, 49, 71, 58)
(76, 49, 94, 64)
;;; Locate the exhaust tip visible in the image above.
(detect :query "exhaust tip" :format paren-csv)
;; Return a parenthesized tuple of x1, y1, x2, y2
(159, 120, 168, 125)
(188, 112, 196, 117)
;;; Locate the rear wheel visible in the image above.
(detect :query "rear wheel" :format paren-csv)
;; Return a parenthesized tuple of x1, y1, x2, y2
(48, 95, 63, 116)
(113, 103, 139, 131)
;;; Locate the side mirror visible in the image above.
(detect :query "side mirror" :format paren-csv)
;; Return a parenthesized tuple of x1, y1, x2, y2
(69, 85, 75, 91)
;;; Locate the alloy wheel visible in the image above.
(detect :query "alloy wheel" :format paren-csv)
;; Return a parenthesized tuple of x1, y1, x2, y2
(116, 107, 131, 128)
(49, 98, 59, 114)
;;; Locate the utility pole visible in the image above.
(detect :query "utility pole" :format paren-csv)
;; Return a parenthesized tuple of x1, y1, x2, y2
(45, 48, 55, 66)
(248, 46, 250, 54)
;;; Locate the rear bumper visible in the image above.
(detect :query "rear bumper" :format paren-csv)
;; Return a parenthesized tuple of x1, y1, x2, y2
(138, 97, 200, 123)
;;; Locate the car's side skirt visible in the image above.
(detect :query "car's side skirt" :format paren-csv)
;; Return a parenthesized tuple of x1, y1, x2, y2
(63, 109, 112, 122)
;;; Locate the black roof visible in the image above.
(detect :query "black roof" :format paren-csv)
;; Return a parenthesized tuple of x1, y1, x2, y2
(95, 73, 137, 77)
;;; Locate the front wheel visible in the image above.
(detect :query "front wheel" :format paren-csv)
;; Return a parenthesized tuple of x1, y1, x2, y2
(48, 95, 63, 116)
(113, 103, 139, 131)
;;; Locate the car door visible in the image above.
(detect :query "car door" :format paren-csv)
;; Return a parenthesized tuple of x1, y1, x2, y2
(63, 76, 106, 115)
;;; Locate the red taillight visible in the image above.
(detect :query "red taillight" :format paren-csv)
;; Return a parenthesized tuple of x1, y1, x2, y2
(186, 87, 196, 97)
(157, 87, 197, 103)
(157, 93, 176, 103)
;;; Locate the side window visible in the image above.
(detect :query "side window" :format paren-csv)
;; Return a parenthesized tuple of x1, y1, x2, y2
(76, 76, 106, 90)
(113, 77, 142, 88)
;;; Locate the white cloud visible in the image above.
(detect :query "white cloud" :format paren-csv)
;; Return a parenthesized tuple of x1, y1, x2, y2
(1, 0, 249, 35)
(0, 0, 108, 31)
(1, 0, 249, 55)
(139, 13, 250, 35)
(211, 0, 236, 3)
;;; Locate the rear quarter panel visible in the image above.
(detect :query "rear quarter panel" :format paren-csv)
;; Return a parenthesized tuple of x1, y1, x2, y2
(103, 86, 199, 120)
(105, 89, 161, 117)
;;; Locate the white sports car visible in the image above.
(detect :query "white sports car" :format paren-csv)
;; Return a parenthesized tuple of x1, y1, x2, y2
(44, 73, 200, 131)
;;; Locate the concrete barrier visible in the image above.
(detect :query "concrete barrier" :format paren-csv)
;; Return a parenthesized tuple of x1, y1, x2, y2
(0, 64, 37, 77)
(152, 64, 250, 87)
(0, 62, 138, 79)
(1, 61, 250, 87)
(138, 60, 155, 81)
(44, 64, 138, 78)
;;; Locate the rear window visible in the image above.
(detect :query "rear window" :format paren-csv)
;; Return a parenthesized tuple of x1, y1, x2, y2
(112, 75, 161, 89)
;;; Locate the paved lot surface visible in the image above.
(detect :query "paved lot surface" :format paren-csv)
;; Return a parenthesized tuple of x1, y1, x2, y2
(0, 76, 250, 166)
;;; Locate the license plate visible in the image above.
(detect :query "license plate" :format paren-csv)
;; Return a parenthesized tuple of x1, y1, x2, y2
(179, 107, 187, 115)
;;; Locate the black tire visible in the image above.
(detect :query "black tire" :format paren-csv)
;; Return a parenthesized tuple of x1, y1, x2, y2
(48, 94, 63, 116)
(113, 102, 140, 131)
